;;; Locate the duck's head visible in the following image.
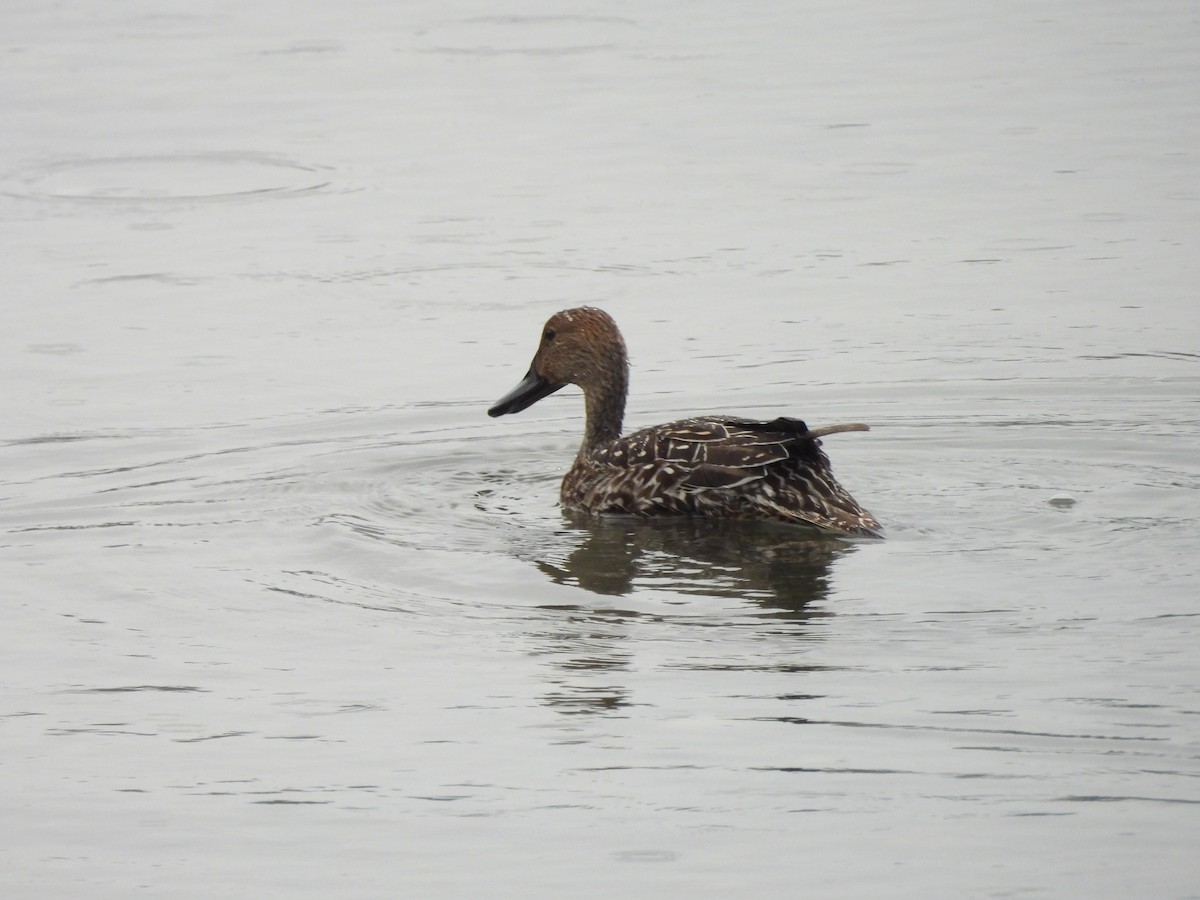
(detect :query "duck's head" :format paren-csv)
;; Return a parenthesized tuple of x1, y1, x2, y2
(488, 306, 627, 417)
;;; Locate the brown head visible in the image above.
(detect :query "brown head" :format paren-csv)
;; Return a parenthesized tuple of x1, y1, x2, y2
(488, 307, 629, 444)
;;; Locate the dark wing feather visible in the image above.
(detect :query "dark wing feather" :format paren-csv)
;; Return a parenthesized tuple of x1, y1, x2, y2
(643, 419, 793, 466)
(683, 464, 763, 490)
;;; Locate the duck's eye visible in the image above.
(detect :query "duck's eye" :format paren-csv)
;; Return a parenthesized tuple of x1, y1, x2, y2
(543, 328, 556, 342)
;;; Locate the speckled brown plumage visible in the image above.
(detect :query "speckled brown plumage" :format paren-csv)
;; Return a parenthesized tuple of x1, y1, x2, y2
(488, 307, 881, 538)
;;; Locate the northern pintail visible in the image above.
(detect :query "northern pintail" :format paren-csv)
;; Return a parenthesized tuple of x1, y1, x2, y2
(488, 307, 881, 537)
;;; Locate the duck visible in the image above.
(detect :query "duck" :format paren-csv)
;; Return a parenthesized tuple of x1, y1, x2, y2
(488, 306, 881, 538)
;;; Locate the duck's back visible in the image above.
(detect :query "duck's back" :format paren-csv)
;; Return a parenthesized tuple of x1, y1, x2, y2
(562, 415, 881, 537)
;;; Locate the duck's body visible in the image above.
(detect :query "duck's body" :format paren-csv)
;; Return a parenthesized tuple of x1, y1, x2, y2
(561, 414, 880, 536)
(488, 307, 881, 538)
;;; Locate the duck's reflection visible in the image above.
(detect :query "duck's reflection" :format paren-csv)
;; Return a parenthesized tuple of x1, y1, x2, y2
(525, 514, 858, 716)
(537, 511, 857, 613)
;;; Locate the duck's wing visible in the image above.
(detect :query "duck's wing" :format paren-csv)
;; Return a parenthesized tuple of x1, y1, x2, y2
(591, 416, 880, 536)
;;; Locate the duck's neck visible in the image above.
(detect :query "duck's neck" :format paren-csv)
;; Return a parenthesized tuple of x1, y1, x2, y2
(581, 360, 627, 451)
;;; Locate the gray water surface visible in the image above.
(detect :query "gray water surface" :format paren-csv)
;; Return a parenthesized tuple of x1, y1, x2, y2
(3, 2, 1199, 897)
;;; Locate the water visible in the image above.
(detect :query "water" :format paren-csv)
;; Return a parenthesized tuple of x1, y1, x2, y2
(3, 2, 1199, 897)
